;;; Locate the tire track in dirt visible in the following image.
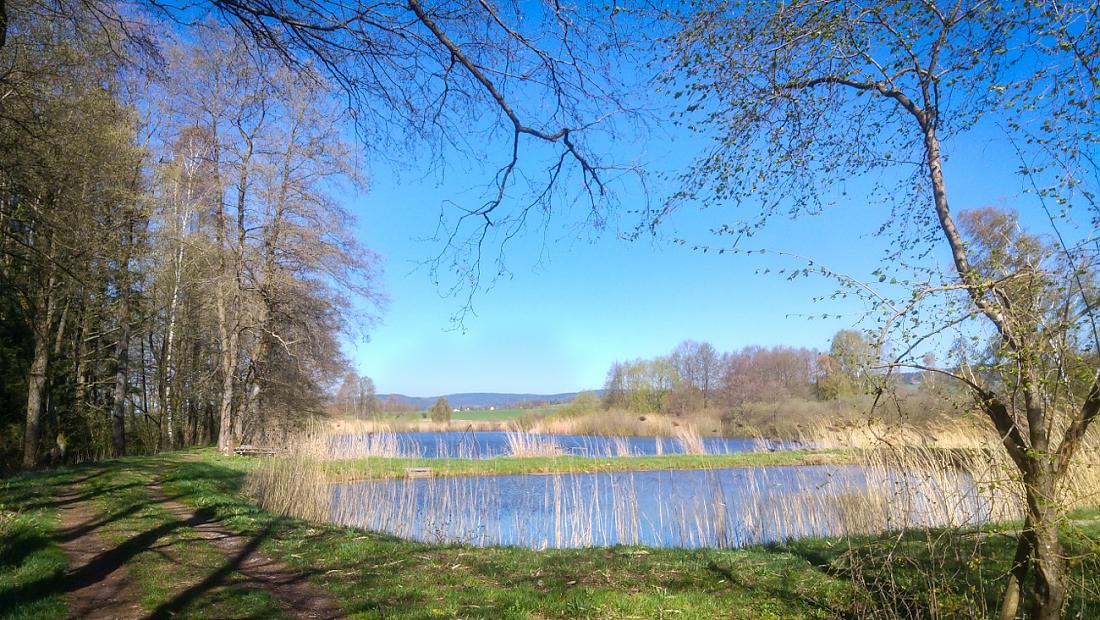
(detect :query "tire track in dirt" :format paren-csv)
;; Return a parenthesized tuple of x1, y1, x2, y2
(148, 481, 345, 620)
(56, 480, 145, 620)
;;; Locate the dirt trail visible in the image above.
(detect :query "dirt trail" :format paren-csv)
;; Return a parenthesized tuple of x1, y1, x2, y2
(55, 467, 344, 620)
(149, 483, 345, 620)
(55, 482, 145, 620)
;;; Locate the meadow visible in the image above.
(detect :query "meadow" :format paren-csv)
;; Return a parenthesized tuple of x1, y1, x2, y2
(4, 447, 1100, 618)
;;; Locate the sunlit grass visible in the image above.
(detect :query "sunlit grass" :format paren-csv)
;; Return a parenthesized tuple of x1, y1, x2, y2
(3, 450, 1099, 618)
(321, 449, 852, 481)
(0, 467, 72, 620)
(183, 450, 1100, 617)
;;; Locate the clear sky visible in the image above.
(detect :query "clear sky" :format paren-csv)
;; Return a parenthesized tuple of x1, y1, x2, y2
(339, 105, 1060, 397)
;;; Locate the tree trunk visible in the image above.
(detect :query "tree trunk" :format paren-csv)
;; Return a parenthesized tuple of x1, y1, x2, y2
(22, 280, 56, 468)
(111, 274, 131, 458)
(920, 116, 1071, 618)
(74, 295, 91, 429)
(1026, 465, 1067, 620)
(216, 325, 238, 455)
(187, 397, 198, 446)
(997, 520, 1031, 620)
(162, 277, 180, 449)
(161, 198, 190, 450)
(206, 399, 216, 445)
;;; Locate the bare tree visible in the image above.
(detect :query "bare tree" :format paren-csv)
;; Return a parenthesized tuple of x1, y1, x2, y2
(721, 346, 819, 405)
(671, 340, 722, 409)
(24, 0, 643, 312)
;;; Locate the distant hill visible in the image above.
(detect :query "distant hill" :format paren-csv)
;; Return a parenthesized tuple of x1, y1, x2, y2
(377, 391, 598, 410)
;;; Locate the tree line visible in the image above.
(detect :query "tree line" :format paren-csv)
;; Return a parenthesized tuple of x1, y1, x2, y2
(0, 5, 377, 469)
(601, 330, 889, 415)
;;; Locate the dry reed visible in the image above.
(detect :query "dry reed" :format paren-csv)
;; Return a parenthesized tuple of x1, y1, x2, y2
(530, 408, 726, 438)
(244, 416, 1100, 552)
(504, 431, 564, 457)
(674, 425, 706, 455)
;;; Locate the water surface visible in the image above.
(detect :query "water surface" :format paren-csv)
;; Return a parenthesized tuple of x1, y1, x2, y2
(329, 431, 794, 459)
(330, 465, 992, 548)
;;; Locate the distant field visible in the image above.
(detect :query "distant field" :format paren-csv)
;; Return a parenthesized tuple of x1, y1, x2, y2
(383, 405, 563, 422)
(453, 405, 561, 421)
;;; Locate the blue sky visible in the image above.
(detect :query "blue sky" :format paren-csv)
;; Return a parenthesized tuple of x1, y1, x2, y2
(339, 110, 1063, 397)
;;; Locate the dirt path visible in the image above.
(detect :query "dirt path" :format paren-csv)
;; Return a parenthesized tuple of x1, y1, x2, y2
(55, 481, 145, 620)
(149, 483, 345, 620)
(54, 466, 344, 620)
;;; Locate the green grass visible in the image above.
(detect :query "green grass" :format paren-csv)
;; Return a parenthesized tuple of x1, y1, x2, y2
(76, 455, 290, 619)
(451, 406, 559, 421)
(322, 449, 856, 481)
(169, 451, 1100, 618)
(0, 454, 289, 620)
(3, 450, 1100, 619)
(164, 452, 859, 619)
(0, 467, 73, 620)
(381, 405, 561, 423)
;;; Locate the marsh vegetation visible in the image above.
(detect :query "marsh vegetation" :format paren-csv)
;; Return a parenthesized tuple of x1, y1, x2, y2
(245, 421, 1100, 555)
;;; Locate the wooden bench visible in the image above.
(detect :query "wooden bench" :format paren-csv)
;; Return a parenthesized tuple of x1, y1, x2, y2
(234, 445, 277, 457)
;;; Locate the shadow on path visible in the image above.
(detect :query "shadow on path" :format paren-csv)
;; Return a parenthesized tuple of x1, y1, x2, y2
(143, 523, 275, 619)
(150, 483, 346, 619)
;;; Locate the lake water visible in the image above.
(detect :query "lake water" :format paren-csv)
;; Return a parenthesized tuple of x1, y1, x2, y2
(328, 431, 796, 459)
(329, 465, 993, 548)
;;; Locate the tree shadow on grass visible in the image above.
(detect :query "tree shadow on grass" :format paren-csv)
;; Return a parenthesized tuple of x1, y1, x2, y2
(57, 501, 151, 543)
(704, 559, 853, 618)
(142, 523, 275, 620)
(0, 527, 52, 570)
(0, 502, 218, 614)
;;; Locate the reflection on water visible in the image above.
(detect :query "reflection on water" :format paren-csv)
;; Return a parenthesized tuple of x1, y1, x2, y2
(330, 465, 995, 548)
(329, 431, 793, 459)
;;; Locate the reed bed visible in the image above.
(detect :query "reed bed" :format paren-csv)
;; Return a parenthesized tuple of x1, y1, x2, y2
(674, 425, 706, 455)
(326, 424, 744, 460)
(788, 419, 992, 451)
(245, 417, 1100, 552)
(244, 431, 332, 522)
(608, 436, 633, 457)
(329, 416, 505, 434)
(329, 431, 412, 459)
(530, 408, 727, 438)
(504, 431, 564, 457)
(323, 461, 1006, 548)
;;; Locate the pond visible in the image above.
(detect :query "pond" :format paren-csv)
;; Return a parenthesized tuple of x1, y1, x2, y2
(329, 465, 994, 548)
(328, 431, 796, 459)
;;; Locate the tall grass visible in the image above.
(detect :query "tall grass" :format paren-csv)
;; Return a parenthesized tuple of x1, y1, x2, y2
(530, 408, 728, 438)
(321, 458, 1006, 548)
(674, 425, 706, 455)
(608, 436, 632, 457)
(504, 432, 563, 457)
(245, 417, 1100, 553)
(243, 430, 331, 521)
(329, 431, 410, 458)
(330, 416, 507, 434)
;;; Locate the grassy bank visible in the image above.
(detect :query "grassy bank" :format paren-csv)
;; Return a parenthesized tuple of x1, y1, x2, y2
(3, 450, 1099, 618)
(0, 467, 74, 619)
(321, 449, 855, 481)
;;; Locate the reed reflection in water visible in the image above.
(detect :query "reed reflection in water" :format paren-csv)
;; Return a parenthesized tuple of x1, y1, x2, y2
(330, 465, 999, 549)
